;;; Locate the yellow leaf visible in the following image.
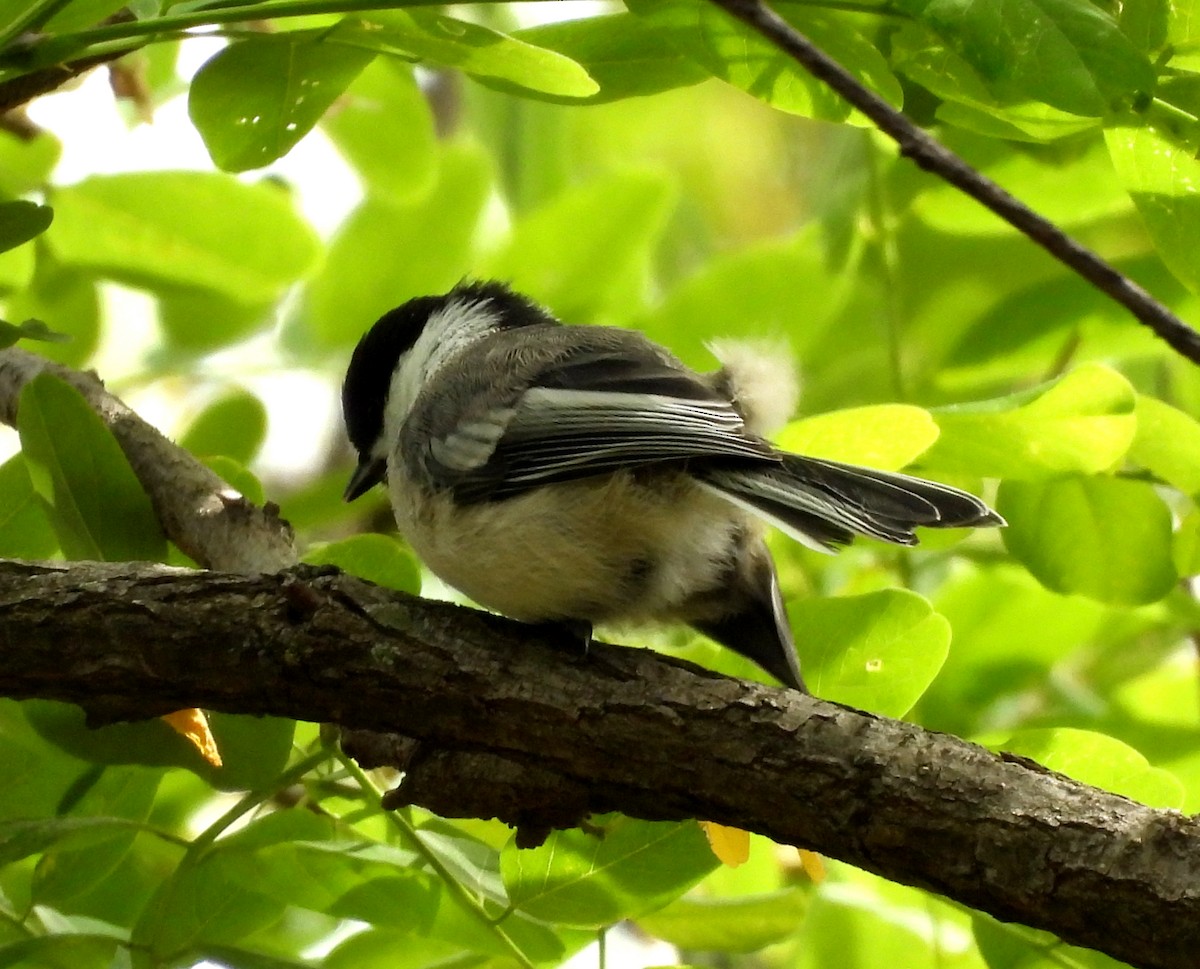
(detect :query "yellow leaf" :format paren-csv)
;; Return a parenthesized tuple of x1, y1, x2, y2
(162, 708, 223, 767)
(796, 849, 826, 883)
(699, 821, 750, 867)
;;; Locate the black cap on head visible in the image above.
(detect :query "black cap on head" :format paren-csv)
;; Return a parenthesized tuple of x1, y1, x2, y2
(341, 295, 439, 464)
(341, 281, 557, 502)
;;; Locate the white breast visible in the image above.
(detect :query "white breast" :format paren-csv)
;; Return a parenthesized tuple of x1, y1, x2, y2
(387, 463, 752, 627)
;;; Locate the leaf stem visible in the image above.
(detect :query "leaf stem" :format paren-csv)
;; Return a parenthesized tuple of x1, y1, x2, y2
(335, 747, 538, 969)
(188, 745, 334, 856)
(0, 0, 75, 51)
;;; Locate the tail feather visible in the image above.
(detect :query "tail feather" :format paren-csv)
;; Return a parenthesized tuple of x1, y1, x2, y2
(687, 542, 807, 692)
(702, 455, 1004, 552)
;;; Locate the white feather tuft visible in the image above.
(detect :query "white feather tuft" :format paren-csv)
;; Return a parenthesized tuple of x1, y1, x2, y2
(707, 339, 801, 436)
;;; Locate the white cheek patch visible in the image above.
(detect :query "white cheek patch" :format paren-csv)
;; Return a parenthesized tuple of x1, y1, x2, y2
(381, 297, 504, 447)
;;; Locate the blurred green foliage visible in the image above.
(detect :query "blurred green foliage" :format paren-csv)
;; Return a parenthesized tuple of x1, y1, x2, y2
(1, 0, 1199, 966)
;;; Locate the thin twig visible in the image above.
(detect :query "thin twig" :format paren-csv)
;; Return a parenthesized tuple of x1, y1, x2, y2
(708, 0, 1200, 367)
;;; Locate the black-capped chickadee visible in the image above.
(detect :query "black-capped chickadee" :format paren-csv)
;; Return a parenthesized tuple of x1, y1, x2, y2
(342, 281, 1003, 692)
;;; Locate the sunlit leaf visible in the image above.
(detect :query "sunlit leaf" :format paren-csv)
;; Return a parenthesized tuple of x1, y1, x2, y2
(629, 0, 900, 121)
(0, 455, 57, 558)
(47, 172, 321, 304)
(483, 169, 673, 319)
(637, 886, 810, 952)
(0, 129, 60, 198)
(1107, 124, 1200, 294)
(987, 727, 1183, 808)
(927, 364, 1136, 479)
(894, 0, 1154, 116)
(777, 405, 939, 469)
(338, 11, 598, 98)
(295, 143, 490, 354)
(322, 58, 437, 204)
(180, 388, 268, 465)
(303, 533, 421, 594)
(190, 29, 374, 172)
(2, 260, 100, 367)
(513, 13, 708, 103)
(0, 200, 52, 254)
(998, 476, 1177, 604)
(791, 590, 951, 717)
(501, 817, 718, 926)
(1129, 394, 1200, 494)
(156, 285, 275, 353)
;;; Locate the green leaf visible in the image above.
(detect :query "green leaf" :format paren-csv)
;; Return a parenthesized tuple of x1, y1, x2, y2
(0, 934, 118, 969)
(501, 817, 718, 927)
(637, 232, 846, 370)
(2, 260, 100, 367)
(32, 766, 163, 908)
(18, 372, 167, 561)
(134, 855, 287, 960)
(1176, 509, 1200, 576)
(0, 455, 57, 558)
(629, 0, 900, 121)
(42, 0, 133, 33)
(47, 171, 321, 304)
(998, 476, 1177, 605)
(973, 913, 1129, 969)
(790, 590, 951, 718)
(483, 169, 673, 319)
(323, 929, 482, 969)
(0, 130, 60, 198)
(512, 13, 708, 104)
(190, 29, 375, 173)
(339, 11, 598, 98)
(0, 816, 154, 868)
(295, 143, 490, 355)
(21, 701, 294, 790)
(0, 200, 52, 253)
(0, 700, 94, 824)
(0, 317, 69, 347)
(926, 364, 1136, 479)
(776, 405, 939, 470)
(202, 456, 265, 506)
(1106, 125, 1200, 293)
(636, 887, 810, 952)
(193, 946, 318, 969)
(924, 564, 1107, 736)
(0, 240, 33, 293)
(322, 58, 437, 204)
(987, 728, 1183, 808)
(180, 389, 268, 465)
(894, 0, 1154, 116)
(303, 534, 421, 594)
(156, 285, 274, 353)
(1130, 394, 1200, 494)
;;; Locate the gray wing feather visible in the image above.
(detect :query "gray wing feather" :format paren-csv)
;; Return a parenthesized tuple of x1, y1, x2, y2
(409, 327, 776, 502)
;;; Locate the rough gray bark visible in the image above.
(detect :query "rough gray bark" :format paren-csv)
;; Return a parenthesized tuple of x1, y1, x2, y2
(1, 558, 1197, 969)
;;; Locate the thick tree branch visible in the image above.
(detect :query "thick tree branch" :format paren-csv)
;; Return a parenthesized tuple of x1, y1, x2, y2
(0, 558, 1196, 969)
(707, 0, 1200, 367)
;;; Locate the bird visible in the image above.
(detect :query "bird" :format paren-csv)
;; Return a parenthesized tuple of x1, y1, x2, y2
(341, 280, 1003, 692)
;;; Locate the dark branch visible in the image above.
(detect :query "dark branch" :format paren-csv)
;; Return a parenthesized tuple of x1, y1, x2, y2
(707, 0, 1200, 367)
(0, 558, 1197, 969)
